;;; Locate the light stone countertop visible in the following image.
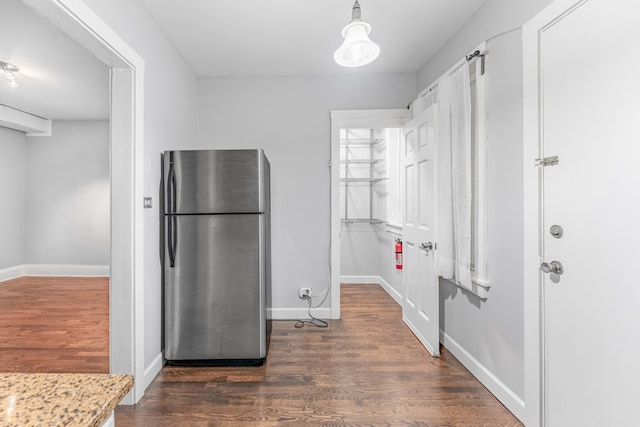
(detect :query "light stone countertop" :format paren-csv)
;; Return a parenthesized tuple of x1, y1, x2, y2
(0, 373, 133, 427)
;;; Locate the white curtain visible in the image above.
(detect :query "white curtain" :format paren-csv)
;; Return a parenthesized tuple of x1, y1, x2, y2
(436, 78, 454, 279)
(436, 63, 472, 289)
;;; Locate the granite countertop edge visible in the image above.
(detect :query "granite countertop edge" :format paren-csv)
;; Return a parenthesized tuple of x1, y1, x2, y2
(0, 373, 134, 427)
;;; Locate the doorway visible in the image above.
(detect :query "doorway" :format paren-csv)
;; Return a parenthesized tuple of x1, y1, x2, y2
(339, 126, 401, 284)
(330, 109, 408, 318)
(22, 0, 145, 403)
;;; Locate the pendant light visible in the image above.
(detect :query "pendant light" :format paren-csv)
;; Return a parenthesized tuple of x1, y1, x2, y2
(334, 0, 380, 68)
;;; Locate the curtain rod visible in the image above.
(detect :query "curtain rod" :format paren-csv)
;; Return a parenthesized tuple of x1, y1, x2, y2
(408, 26, 521, 110)
(466, 50, 485, 74)
(466, 50, 484, 62)
(410, 42, 487, 107)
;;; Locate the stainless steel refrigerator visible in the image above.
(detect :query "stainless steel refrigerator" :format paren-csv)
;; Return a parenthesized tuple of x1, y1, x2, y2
(163, 149, 270, 366)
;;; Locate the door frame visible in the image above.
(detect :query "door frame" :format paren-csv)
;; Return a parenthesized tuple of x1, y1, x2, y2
(23, 0, 146, 404)
(330, 109, 409, 319)
(522, 0, 586, 424)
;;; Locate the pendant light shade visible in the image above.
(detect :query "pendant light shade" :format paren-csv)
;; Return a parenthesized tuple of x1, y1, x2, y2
(334, 1, 380, 68)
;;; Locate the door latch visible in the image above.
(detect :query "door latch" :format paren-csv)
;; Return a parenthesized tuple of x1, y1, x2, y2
(420, 242, 433, 253)
(534, 156, 559, 167)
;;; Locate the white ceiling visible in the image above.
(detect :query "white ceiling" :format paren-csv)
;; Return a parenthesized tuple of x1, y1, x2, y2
(0, 0, 485, 121)
(0, 0, 109, 120)
(141, 0, 486, 76)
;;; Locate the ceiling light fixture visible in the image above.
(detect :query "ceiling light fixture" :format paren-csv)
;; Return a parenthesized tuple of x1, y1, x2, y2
(334, 0, 380, 68)
(1, 61, 19, 88)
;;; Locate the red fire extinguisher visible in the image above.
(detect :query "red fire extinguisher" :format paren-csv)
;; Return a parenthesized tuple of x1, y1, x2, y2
(395, 239, 403, 270)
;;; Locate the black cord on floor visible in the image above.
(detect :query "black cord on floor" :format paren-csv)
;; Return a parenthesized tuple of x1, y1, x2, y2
(295, 295, 328, 328)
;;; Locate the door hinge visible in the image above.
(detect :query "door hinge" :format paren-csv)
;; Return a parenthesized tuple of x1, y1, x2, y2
(534, 156, 559, 167)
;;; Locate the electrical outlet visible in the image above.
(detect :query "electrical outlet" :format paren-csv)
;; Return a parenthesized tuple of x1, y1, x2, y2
(299, 287, 311, 299)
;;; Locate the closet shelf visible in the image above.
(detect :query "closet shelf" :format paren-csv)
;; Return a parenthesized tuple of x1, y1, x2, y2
(340, 177, 388, 184)
(340, 138, 386, 146)
(340, 129, 387, 224)
(341, 219, 386, 225)
(340, 159, 385, 165)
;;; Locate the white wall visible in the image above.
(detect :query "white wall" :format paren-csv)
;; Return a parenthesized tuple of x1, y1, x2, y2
(416, 0, 554, 90)
(81, 0, 200, 369)
(377, 228, 403, 301)
(0, 127, 26, 270)
(414, 0, 553, 418)
(197, 74, 416, 314)
(340, 224, 383, 276)
(24, 120, 109, 265)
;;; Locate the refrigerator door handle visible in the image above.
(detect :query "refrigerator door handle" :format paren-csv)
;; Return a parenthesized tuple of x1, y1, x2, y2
(168, 215, 177, 268)
(167, 160, 177, 267)
(167, 160, 177, 214)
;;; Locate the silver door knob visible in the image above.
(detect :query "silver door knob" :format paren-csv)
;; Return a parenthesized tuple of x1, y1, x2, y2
(420, 242, 433, 251)
(541, 260, 564, 275)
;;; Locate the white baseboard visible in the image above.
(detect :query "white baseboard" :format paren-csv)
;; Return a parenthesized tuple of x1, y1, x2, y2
(143, 352, 164, 392)
(439, 329, 525, 422)
(24, 264, 110, 277)
(268, 307, 332, 320)
(0, 264, 110, 283)
(404, 315, 439, 356)
(340, 275, 380, 284)
(377, 276, 402, 305)
(0, 265, 25, 282)
(101, 412, 115, 427)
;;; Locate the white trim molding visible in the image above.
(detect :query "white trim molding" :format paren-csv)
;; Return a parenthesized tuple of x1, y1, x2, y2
(24, 264, 110, 277)
(24, 0, 146, 404)
(444, 277, 491, 299)
(440, 329, 525, 422)
(0, 264, 109, 282)
(376, 277, 402, 305)
(143, 352, 164, 392)
(0, 265, 25, 283)
(100, 412, 115, 427)
(0, 105, 51, 135)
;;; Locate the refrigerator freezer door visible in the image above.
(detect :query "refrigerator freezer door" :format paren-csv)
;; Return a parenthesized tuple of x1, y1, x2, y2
(164, 149, 267, 214)
(164, 214, 267, 361)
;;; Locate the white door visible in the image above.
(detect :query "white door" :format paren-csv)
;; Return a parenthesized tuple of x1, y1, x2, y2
(401, 106, 439, 357)
(530, 1, 640, 425)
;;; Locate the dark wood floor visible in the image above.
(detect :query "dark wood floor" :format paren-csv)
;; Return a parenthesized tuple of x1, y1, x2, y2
(116, 284, 522, 426)
(0, 276, 109, 374)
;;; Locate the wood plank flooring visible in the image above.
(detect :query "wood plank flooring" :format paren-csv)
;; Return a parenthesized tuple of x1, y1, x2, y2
(0, 276, 109, 374)
(117, 284, 522, 426)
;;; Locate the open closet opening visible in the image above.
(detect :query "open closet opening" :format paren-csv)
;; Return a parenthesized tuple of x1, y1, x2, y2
(339, 126, 404, 301)
(329, 110, 409, 317)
